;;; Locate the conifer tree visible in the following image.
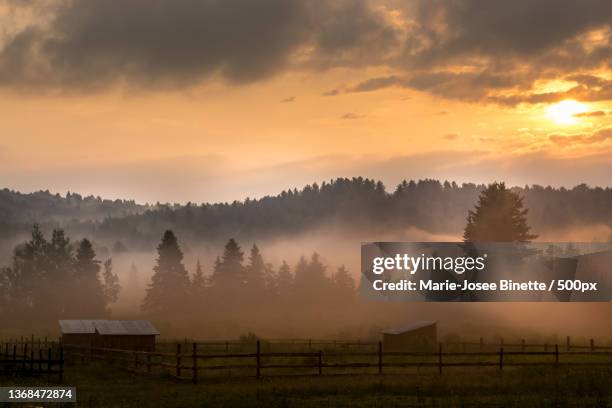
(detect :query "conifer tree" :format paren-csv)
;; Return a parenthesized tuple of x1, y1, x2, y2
(210, 238, 244, 289)
(276, 261, 293, 293)
(192, 259, 206, 298)
(102, 259, 120, 305)
(332, 265, 355, 293)
(142, 230, 191, 316)
(245, 244, 266, 293)
(463, 182, 537, 242)
(73, 238, 106, 316)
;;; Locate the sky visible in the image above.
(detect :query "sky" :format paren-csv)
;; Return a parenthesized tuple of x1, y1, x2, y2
(1, 0, 612, 203)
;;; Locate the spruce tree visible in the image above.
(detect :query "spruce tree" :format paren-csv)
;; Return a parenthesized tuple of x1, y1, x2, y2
(192, 259, 206, 298)
(332, 265, 355, 293)
(73, 238, 106, 316)
(102, 259, 120, 305)
(463, 182, 537, 242)
(142, 230, 191, 316)
(210, 238, 244, 289)
(245, 244, 266, 294)
(276, 261, 293, 292)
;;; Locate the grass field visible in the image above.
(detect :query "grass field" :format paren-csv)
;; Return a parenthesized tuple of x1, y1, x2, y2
(1, 359, 610, 407)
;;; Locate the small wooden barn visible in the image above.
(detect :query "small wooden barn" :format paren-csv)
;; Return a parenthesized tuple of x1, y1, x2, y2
(382, 321, 437, 350)
(59, 320, 159, 351)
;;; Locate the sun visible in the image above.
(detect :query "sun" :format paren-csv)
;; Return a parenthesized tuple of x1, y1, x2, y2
(546, 100, 588, 125)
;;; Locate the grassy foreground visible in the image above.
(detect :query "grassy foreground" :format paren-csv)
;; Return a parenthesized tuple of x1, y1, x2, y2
(0, 362, 610, 407)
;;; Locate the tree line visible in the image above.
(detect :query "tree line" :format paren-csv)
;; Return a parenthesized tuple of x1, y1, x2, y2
(2, 178, 611, 252)
(0, 226, 356, 325)
(0, 225, 120, 327)
(142, 231, 356, 318)
(0, 182, 539, 327)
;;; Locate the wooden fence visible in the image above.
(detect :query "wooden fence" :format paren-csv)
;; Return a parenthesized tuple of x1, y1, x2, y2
(0, 338, 64, 382)
(64, 338, 612, 384)
(164, 335, 611, 354)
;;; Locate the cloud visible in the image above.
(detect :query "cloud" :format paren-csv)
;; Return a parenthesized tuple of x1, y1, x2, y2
(0, 0, 398, 90)
(2, 0, 612, 106)
(347, 75, 405, 92)
(281, 96, 295, 103)
(444, 133, 460, 140)
(575, 110, 608, 117)
(322, 88, 341, 96)
(549, 127, 612, 146)
(341, 112, 366, 119)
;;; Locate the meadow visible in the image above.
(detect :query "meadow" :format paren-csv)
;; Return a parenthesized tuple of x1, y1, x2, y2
(1, 338, 610, 407)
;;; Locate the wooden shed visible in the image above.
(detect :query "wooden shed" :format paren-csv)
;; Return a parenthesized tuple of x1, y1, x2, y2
(59, 320, 159, 351)
(382, 321, 437, 351)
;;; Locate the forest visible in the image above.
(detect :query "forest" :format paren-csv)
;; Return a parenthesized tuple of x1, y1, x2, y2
(1, 181, 609, 338)
(1, 178, 612, 254)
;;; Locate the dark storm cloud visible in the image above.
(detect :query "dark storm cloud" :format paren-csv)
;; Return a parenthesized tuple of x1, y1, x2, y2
(0, 0, 398, 90)
(393, 0, 612, 104)
(2, 0, 612, 104)
(341, 0, 612, 104)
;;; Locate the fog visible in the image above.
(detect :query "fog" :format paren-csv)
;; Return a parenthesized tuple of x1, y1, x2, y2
(95, 222, 611, 343)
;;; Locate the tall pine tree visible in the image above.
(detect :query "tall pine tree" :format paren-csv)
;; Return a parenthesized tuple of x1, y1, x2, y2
(72, 239, 106, 316)
(210, 238, 244, 289)
(142, 230, 191, 316)
(191, 259, 206, 300)
(463, 182, 537, 242)
(245, 244, 266, 294)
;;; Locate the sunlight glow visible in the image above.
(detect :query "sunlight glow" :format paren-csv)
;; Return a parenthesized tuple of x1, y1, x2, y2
(546, 100, 588, 125)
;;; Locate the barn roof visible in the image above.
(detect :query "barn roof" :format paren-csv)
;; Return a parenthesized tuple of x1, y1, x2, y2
(59, 320, 159, 335)
(382, 320, 437, 335)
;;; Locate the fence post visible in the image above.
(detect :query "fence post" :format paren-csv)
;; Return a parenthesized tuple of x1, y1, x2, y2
(23, 342, 28, 371)
(555, 344, 559, 367)
(544, 343, 548, 352)
(378, 341, 383, 375)
(479, 337, 483, 352)
(256, 340, 261, 379)
(318, 350, 322, 375)
(521, 339, 525, 352)
(133, 351, 138, 371)
(438, 343, 443, 375)
(47, 348, 51, 380)
(59, 346, 64, 383)
(38, 349, 42, 373)
(29, 340, 34, 374)
(590, 338, 594, 352)
(176, 343, 182, 377)
(499, 347, 503, 371)
(192, 343, 198, 384)
(147, 352, 152, 373)
(566, 336, 570, 351)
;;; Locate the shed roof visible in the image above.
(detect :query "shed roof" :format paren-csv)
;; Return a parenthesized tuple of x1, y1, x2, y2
(382, 320, 437, 335)
(59, 320, 159, 336)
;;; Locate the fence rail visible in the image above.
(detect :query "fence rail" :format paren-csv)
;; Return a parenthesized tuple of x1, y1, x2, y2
(0, 339, 64, 382)
(64, 339, 612, 384)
